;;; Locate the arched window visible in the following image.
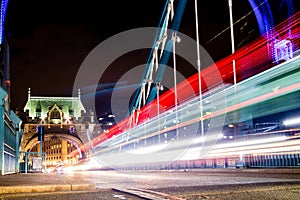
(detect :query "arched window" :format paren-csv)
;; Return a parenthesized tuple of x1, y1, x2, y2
(50, 108, 61, 119)
(48, 104, 63, 124)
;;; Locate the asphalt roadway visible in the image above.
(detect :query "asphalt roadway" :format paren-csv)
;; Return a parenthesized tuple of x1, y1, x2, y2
(0, 168, 300, 199)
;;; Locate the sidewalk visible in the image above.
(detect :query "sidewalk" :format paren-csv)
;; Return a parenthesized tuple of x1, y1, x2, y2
(0, 172, 96, 194)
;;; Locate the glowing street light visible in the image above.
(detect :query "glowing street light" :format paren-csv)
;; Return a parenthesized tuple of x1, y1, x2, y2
(283, 117, 300, 126)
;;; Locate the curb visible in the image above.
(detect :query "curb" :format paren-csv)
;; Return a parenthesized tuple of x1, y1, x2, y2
(173, 168, 300, 174)
(0, 184, 96, 194)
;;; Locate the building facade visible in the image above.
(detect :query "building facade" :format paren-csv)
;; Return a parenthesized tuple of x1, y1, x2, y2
(21, 88, 96, 169)
(0, 0, 22, 175)
(0, 87, 22, 175)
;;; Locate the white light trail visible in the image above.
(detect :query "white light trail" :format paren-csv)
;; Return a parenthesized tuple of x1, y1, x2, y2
(283, 117, 300, 126)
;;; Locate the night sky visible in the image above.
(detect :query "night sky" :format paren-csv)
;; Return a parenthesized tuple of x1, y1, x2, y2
(5, 0, 300, 116)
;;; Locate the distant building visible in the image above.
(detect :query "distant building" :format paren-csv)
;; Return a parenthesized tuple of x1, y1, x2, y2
(30, 135, 77, 166)
(21, 89, 96, 169)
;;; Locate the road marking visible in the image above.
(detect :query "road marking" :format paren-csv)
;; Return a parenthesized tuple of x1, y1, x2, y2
(113, 194, 127, 199)
(113, 187, 185, 200)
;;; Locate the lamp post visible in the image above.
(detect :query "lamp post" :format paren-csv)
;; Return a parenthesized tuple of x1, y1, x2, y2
(228, 0, 237, 89)
(172, 32, 181, 140)
(37, 124, 44, 156)
(156, 82, 163, 143)
(228, 0, 240, 139)
(194, 0, 204, 137)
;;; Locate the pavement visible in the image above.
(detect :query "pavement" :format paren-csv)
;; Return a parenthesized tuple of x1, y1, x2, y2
(0, 172, 96, 194)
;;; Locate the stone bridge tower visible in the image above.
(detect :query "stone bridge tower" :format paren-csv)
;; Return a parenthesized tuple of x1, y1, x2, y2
(21, 88, 96, 166)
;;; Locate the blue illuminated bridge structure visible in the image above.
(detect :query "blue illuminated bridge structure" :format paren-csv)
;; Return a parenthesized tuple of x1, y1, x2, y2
(70, 0, 300, 170)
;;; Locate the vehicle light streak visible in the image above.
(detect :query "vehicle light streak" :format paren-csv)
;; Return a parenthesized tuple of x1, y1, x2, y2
(90, 79, 300, 163)
(183, 137, 300, 160)
(71, 75, 300, 158)
(68, 12, 300, 159)
(89, 134, 300, 167)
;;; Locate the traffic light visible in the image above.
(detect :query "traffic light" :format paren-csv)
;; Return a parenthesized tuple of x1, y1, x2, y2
(37, 125, 44, 141)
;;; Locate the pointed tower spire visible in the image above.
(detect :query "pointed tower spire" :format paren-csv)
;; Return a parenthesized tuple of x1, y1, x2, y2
(28, 87, 31, 100)
(78, 88, 81, 99)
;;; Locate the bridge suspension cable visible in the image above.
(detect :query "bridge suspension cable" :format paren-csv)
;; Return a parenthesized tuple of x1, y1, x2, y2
(129, 0, 188, 127)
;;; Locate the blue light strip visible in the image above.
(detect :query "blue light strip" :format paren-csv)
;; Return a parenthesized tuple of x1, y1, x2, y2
(0, 0, 9, 45)
(286, 0, 295, 17)
(248, 0, 273, 35)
